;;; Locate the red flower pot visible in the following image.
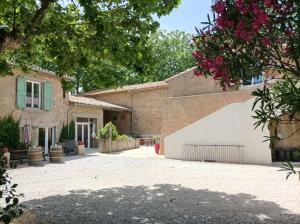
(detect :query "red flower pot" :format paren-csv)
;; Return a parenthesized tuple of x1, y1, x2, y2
(154, 144, 160, 154)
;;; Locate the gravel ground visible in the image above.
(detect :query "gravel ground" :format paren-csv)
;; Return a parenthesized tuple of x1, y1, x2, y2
(8, 147, 300, 224)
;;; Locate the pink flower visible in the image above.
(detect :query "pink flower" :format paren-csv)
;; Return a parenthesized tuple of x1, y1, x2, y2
(215, 56, 224, 65)
(261, 37, 271, 47)
(194, 70, 203, 77)
(264, 0, 275, 8)
(214, 1, 226, 14)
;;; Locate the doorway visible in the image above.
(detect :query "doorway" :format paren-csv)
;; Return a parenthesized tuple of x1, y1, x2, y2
(76, 123, 90, 148)
(75, 117, 97, 148)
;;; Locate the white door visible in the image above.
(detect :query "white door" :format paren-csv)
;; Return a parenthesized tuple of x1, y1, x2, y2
(76, 122, 90, 148)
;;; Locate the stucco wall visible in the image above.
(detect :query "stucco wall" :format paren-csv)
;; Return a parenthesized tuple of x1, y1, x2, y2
(68, 104, 103, 133)
(164, 98, 271, 165)
(160, 90, 254, 154)
(92, 87, 168, 136)
(0, 70, 68, 142)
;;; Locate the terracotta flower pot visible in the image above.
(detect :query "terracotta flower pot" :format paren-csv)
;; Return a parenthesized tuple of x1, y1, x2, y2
(154, 144, 160, 154)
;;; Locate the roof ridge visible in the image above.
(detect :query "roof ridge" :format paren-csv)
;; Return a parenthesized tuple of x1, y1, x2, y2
(83, 80, 168, 96)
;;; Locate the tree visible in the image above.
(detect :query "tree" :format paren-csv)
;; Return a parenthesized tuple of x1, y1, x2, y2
(193, 0, 300, 179)
(75, 30, 195, 93)
(0, 0, 181, 77)
(147, 30, 195, 81)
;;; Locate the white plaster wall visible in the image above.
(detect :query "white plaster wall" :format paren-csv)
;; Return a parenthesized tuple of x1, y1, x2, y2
(164, 98, 272, 165)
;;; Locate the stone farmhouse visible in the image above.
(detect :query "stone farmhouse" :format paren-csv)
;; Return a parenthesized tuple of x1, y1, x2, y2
(0, 67, 298, 164)
(0, 68, 130, 154)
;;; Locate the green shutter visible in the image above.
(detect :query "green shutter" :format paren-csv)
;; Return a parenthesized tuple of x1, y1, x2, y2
(44, 81, 53, 110)
(16, 77, 26, 109)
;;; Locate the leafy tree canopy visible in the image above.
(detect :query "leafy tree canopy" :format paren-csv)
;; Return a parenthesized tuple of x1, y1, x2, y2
(0, 0, 181, 79)
(76, 30, 195, 93)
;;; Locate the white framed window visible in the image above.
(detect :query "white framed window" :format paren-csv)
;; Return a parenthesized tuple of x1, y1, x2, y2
(26, 81, 41, 109)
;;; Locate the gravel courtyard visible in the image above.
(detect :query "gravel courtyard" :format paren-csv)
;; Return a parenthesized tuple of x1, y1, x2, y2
(8, 147, 300, 224)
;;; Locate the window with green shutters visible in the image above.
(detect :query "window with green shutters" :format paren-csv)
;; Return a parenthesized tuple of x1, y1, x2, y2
(43, 81, 53, 110)
(16, 77, 26, 109)
(16, 76, 53, 111)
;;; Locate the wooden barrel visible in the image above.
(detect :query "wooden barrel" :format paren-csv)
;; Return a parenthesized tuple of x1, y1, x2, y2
(49, 146, 64, 163)
(28, 147, 44, 166)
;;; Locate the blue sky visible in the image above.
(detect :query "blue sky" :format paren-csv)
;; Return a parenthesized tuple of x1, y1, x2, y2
(158, 0, 213, 34)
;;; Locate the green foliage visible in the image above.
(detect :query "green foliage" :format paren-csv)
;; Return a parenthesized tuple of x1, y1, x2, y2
(0, 0, 181, 88)
(0, 115, 20, 149)
(59, 120, 76, 142)
(279, 161, 300, 180)
(252, 76, 300, 149)
(154, 136, 160, 144)
(147, 30, 195, 81)
(97, 122, 118, 141)
(68, 120, 75, 140)
(0, 154, 24, 223)
(77, 30, 195, 92)
(116, 134, 131, 141)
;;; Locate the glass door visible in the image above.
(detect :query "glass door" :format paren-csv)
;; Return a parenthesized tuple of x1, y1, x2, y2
(76, 123, 90, 148)
(83, 124, 89, 148)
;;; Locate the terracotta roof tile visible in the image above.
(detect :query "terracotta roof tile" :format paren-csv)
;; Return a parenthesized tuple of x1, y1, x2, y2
(69, 95, 131, 111)
(83, 81, 168, 96)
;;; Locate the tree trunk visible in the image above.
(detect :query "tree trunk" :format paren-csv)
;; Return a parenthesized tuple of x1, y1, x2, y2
(0, 0, 56, 54)
(0, 31, 23, 54)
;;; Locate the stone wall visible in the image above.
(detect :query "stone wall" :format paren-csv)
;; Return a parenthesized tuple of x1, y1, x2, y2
(68, 104, 103, 132)
(269, 114, 300, 150)
(103, 110, 131, 134)
(92, 87, 168, 136)
(165, 68, 235, 97)
(0, 69, 68, 143)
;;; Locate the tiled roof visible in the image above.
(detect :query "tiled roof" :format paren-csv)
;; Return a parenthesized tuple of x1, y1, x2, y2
(69, 95, 131, 111)
(31, 65, 74, 82)
(83, 81, 168, 96)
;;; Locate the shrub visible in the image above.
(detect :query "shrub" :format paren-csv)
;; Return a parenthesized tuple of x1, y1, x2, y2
(116, 134, 131, 141)
(0, 115, 20, 149)
(97, 122, 118, 140)
(0, 153, 23, 223)
(59, 120, 76, 142)
(155, 136, 160, 144)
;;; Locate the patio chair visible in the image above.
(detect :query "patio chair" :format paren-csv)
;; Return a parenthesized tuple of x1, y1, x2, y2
(61, 140, 77, 156)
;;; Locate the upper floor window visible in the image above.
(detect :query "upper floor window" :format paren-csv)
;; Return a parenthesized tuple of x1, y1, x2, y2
(26, 81, 41, 108)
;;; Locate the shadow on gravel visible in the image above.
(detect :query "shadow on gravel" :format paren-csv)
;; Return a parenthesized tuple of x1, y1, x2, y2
(18, 184, 300, 224)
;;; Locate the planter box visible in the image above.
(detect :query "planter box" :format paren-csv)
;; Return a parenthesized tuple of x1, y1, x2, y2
(76, 145, 85, 155)
(99, 138, 139, 153)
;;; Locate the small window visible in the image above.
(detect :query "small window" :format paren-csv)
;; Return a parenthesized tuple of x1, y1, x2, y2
(77, 117, 89, 122)
(112, 116, 118, 122)
(26, 81, 41, 108)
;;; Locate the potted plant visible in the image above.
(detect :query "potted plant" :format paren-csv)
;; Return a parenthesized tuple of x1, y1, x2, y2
(154, 136, 160, 154)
